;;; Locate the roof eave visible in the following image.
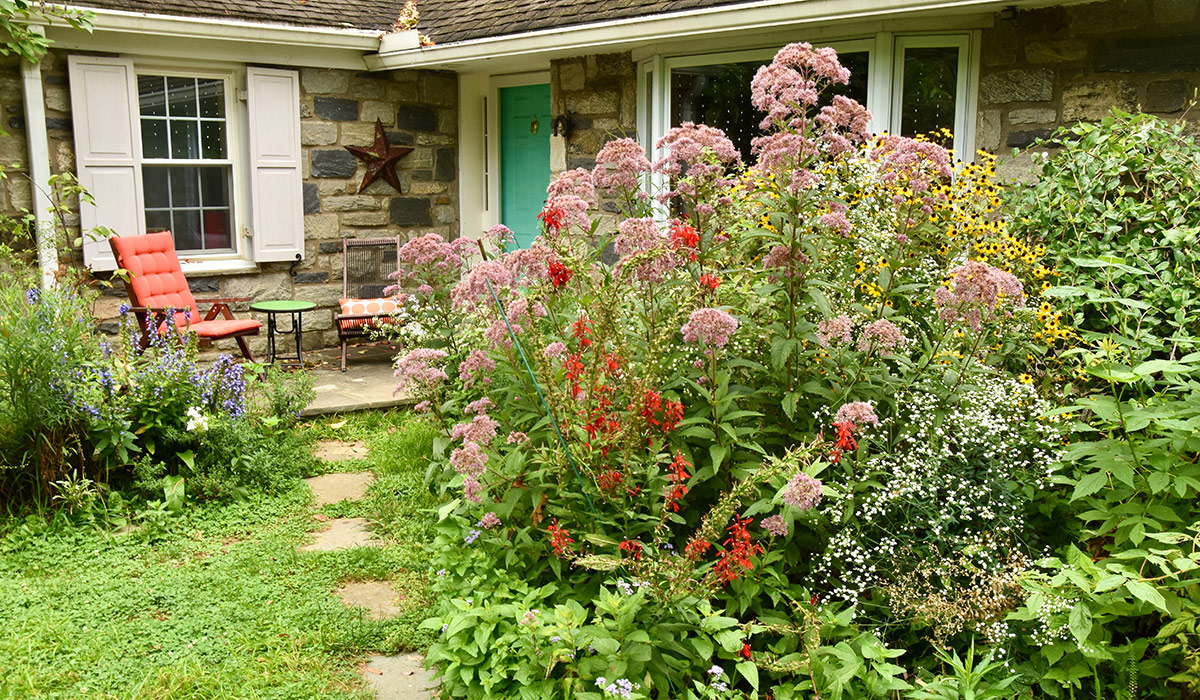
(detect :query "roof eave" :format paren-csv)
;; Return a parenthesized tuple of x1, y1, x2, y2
(367, 0, 1084, 71)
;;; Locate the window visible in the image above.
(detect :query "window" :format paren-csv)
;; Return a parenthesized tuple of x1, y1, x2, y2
(68, 56, 305, 272)
(641, 33, 977, 166)
(138, 75, 235, 253)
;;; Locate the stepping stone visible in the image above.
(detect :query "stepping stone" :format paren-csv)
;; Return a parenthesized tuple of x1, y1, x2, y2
(305, 471, 375, 506)
(313, 440, 370, 463)
(301, 518, 380, 552)
(361, 654, 436, 699)
(337, 580, 402, 620)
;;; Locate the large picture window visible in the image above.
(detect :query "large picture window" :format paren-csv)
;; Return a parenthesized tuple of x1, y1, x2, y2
(138, 74, 235, 254)
(642, 33, 976, 166)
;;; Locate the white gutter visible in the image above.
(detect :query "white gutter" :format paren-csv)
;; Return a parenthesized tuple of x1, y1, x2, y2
(40, 5, 384, 49)
(20, 46, 57, 289)
(368, 0, 1075, 70)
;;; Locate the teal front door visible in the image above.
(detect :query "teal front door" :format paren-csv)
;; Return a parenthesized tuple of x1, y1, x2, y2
(499, 84, 551, 248)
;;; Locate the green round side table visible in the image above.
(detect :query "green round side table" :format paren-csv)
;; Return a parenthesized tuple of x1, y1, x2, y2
(250, 300, 317, 367)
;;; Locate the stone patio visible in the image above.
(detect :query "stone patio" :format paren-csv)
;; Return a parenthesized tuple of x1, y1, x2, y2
(301, 345, 415, 416)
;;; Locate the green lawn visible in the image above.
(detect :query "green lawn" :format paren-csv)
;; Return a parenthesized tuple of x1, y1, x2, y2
(0, 410, 437, 700)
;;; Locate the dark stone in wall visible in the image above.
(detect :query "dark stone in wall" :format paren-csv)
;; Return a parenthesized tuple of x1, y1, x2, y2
(188, 277, 220, 293)
(568, 157, 597, 170)
(45, 74, 68, 86)
(1144, 79, 1189, 112)
(1007, 128, 1054, 148)
(389, 197, 432, 226)
(1093, 34, 1200, 73)
(46, 117, 71, 131)
(311, 150, 358, 178)
(314, 96, 359, 121)
(294, 271, 329, 284)
(7, 117, 22, 130)
(318, 241, 343, 254)
(385, 130, 416, 146)
(435, 148, 455, 181)
(303, 183, 321, 213)
(396, 106, 438, 132)
(411, 169, 432, 181)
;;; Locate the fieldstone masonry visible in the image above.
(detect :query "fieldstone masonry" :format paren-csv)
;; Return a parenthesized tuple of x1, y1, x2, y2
(549, 52, 639, 177)
(976, 0, 1200, 178)
(1, 52, 458, 354)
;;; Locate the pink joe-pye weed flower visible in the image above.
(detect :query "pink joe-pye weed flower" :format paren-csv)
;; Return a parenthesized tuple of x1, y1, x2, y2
(935, 260, 1026, 332)
(465, 397, 494, 415)
(593, 137, 650, 196)
(761, 514, 789, 537)
(681, 308, 739, 349)
(479, 512, 502, 529)
(398, 232, 462, 273)
(857, 318, 905, 354)
(506, 431, 530, 445)
(751, 42, 850, 130)
(816, 315, 854, 347)
(459, 349, 496, 388)
(834, 401, 879, 429)
(452, 413, 500, 446)
(450, 441, 487, 478)
(543, 341, 567, 359)
(652, 123, 740, 197)
(463, 476, 483, 503)
(783, 472, 822, 511)
(451, 260, 514, 311)
(394, 348, 449, 395)
(614, 217, 679, 285)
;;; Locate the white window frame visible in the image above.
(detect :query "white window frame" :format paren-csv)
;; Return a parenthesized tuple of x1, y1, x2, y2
(639, 31, 979, 170)
(134, 62, 256, 275)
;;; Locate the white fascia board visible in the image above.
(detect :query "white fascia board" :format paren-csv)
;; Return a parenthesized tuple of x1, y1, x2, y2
(39, 6, 385, 69)
(366, 0, 1081, 71)
(362, 0, 1089, 71)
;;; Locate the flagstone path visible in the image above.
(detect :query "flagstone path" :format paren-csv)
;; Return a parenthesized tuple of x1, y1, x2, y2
(304, 446, 435, 698)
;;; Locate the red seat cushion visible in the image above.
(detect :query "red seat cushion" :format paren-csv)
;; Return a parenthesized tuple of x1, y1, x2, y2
(188, 319, 262, 338)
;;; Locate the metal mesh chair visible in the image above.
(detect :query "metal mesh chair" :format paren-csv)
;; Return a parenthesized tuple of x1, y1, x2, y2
(336, 236, 403, 371)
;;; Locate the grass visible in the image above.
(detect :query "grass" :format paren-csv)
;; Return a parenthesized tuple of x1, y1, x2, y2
(0, 409, 438, 700)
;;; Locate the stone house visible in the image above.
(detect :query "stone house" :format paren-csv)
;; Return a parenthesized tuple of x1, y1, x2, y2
(4, 0, 1197, 353)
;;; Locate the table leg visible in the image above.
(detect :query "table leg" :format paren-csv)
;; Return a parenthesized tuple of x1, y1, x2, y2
(266, 312, 277, 364)
(294, 310, 304, 367)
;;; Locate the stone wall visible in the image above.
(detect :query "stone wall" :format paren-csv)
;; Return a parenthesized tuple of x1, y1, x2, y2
(977, 0, 1200, 178)
(0, 51, 458, 355)
(549, 52, 639, 174)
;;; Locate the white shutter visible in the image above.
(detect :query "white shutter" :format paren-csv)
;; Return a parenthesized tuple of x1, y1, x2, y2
(68, 55, 145, 272)
(246, 66, 304, 263)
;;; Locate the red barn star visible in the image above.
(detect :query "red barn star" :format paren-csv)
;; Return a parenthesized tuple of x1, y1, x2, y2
(344, 118, 413, 194)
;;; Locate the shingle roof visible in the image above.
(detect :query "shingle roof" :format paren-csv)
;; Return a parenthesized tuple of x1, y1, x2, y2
(418, 0, 759, 44)
(72, 0, 759, 41)
(74, 0, 406, 30)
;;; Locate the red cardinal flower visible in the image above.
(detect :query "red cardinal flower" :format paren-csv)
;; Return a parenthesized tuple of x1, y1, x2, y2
(664, 451, 691, 512)
(714, 516, 764, 583)
(618, 539, 643, 560)
(740, 642, 753, 660)
(829, 420, 858, 464)
(699, 274, 720, 290)
(670, 219, 699, 254)
(547, 261, 573, 288)
(547, 518, 575, 557)
(538, 204, 566, 233)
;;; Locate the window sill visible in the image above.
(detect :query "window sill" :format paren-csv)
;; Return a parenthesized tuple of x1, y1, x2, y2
(179, 257, 259, 276)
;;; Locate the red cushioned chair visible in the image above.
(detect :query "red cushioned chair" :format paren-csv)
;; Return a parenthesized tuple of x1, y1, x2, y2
(109, 232, 261, 361)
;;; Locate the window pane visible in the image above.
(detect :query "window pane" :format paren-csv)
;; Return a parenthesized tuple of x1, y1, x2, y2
(201, 210, 232, 250)
(900, 46, 958, 146)
(197, 79, 225, 118)
(141, 119, 168, 158)
(167, 77, 197, 117)
(199, 166, 229, 207)
(200, 121, 226, 159)
(169, 120, 199, 159)
(145, 210, 171, 233)
(169, 166, 201, 208)
(172, 209, 202, 251)
(138, 76, 167, 116)
(670, 51, 870, 163)
(143, 167, 170, 208)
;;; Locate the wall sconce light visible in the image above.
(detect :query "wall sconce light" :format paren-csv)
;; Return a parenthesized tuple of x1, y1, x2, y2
(552, 113, 573, 139)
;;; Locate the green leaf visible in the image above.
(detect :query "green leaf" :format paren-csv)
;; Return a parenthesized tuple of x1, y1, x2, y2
(736, 661, 759, 690)
(1068, 603, 1093, 644)
(437, 498, 462, 521)
(1125, 580, 1168, 612)
(1094, 574, 1126, 593)
(1072, 471, 1108, 500)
